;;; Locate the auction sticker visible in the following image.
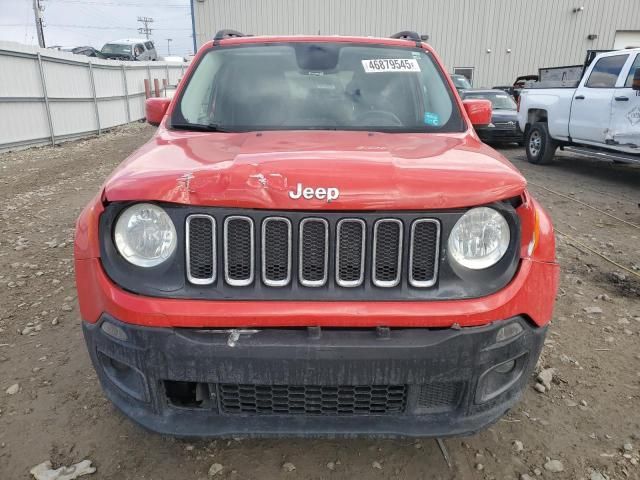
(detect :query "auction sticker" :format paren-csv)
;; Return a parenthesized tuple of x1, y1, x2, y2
(362, 58, 421, 73)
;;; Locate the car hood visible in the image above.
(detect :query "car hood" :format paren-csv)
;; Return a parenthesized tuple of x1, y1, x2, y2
(491, 110, 518, 123)
(103, 129, 526, 210)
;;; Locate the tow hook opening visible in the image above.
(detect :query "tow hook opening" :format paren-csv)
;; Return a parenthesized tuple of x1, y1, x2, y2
(475, 353, 528, 404)
(97, 350, 148, 402)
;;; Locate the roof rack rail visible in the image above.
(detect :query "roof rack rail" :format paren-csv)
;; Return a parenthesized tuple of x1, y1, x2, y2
(390, 31, 429, 45)
(390, 31, 421, 42)
(214, 29, 247, 41)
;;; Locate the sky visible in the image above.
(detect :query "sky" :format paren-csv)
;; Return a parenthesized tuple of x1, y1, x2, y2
(0, 0, 194, 57)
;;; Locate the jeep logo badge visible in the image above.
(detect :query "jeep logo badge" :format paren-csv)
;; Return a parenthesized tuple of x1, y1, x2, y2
(288, 183, 340, 202)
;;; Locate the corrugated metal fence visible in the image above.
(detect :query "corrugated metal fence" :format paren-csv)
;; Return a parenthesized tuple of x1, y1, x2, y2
(0, 42, 187, 153)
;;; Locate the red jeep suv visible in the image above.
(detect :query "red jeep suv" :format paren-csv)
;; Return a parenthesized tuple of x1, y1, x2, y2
(75, 30, 559, 437)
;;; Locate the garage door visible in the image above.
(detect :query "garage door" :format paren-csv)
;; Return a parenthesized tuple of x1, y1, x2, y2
(614, 31, 640, 49)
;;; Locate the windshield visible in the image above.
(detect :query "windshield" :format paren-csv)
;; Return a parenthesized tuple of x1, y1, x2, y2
(172, 43, 464, 133)
(451, 75, 472, 90)
(464, 92, 517, 110)
(101, 43, 131, 55)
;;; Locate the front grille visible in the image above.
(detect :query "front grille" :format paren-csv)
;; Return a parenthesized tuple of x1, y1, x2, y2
(492, 121, 516, 128)
(186, 213, 441, 290)
(219, 383, 407, 415)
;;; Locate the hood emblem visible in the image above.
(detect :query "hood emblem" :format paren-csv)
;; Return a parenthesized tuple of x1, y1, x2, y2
(289, 183, 340, 202)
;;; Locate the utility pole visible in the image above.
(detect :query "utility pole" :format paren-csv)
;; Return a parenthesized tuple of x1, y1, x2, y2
(166, 38, 172, 56)
(137, 16, 153, 39)
(32, 0, 45, 48)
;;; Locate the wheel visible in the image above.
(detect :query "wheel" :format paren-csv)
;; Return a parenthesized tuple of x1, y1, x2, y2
(525, 122, 557, 165)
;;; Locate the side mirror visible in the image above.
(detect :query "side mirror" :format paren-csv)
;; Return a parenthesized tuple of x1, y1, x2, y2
(463, 99, 492, 127)
(145, 97, 171, 126)
(633, 67, 640, 91)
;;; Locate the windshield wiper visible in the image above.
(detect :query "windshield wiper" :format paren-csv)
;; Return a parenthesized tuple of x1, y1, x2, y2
(171, 122, 231, 132)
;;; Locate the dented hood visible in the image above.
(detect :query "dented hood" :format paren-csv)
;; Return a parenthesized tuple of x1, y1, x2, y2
(103, 129, 526, 210)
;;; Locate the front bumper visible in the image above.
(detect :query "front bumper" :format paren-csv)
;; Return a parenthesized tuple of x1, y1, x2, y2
(84, 314, 546, 438)
(476, 127, 523, 143)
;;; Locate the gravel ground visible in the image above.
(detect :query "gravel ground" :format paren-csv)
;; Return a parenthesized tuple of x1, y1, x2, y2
(0, 125, 639, 480)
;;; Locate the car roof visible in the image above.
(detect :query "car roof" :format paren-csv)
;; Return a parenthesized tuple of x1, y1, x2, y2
(463, 89, 508, 95)
(601, 47, 640, 56)
(108, 38, 152, 45)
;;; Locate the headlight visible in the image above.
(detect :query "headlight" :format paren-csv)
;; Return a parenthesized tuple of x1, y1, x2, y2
(114, 203, 177, 267)
(448, 207, 510, 270)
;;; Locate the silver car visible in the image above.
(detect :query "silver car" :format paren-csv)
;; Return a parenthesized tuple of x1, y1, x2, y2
(101, 39, 157, 61)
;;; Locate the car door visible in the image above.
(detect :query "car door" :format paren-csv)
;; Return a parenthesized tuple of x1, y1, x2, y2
(569, 53, 629, 144)
(609, 52, 640, 148)
(145, 41, 156, 60)
(134, 43, 145, 60)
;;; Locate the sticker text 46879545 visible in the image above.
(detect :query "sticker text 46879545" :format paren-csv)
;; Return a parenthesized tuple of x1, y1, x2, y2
(362, 59, 421, 73)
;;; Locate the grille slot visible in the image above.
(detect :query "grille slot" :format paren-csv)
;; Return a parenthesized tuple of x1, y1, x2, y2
(185, 215, 216, 285)
(336, 219, 366, 287)
(417, 382, 462, 411)
(372, 219, 403, 287)
(409, 219, 440, 287)
(261, 217, 292, 287)
(299, 218, 329, 287)
(219, 383, 407, 415)
(224, 216, 254, 286)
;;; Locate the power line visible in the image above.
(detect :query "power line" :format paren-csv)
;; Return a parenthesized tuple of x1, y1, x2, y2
(52, 0, 189, 7)
(0, 23, 190, 31)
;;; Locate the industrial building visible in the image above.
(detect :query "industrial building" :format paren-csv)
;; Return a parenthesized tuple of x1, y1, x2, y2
(190, 0, 640, 87)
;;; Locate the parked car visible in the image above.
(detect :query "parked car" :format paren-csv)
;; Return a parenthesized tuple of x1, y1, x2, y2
(462, 89, 523, 145)
(493, 85, 514, 95)
(450, 73, 472, 93)
(49, 46, 105, 57)
(75, 29, 559, 438)
(511, 75, 538, 100)
(518, 48, 640, 164)
(101, 39, 157, 61)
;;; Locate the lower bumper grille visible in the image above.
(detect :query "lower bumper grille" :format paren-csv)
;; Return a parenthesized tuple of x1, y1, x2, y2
(218, 383, 407, 415)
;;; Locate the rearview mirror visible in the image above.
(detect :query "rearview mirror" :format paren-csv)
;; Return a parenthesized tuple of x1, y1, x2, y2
(462, 99, 492, 127)
(633, 67, 640, 91)
(145, 97, 171, 126)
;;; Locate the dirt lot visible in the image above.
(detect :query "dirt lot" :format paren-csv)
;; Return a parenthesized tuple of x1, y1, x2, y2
(0, 124, 639, 480)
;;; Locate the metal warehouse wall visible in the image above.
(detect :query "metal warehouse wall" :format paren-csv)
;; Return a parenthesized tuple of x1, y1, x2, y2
(192, 0, 640, 87)
(0, 42, 187, 152)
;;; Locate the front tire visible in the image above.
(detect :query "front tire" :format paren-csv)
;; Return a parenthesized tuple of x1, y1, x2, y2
(526, 122, 557, 165)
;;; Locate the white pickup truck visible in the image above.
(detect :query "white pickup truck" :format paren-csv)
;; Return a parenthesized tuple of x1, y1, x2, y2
(517, 48, 640, 165)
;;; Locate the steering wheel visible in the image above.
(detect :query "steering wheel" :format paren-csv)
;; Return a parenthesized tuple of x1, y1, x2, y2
(354, 110, 403, 127)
